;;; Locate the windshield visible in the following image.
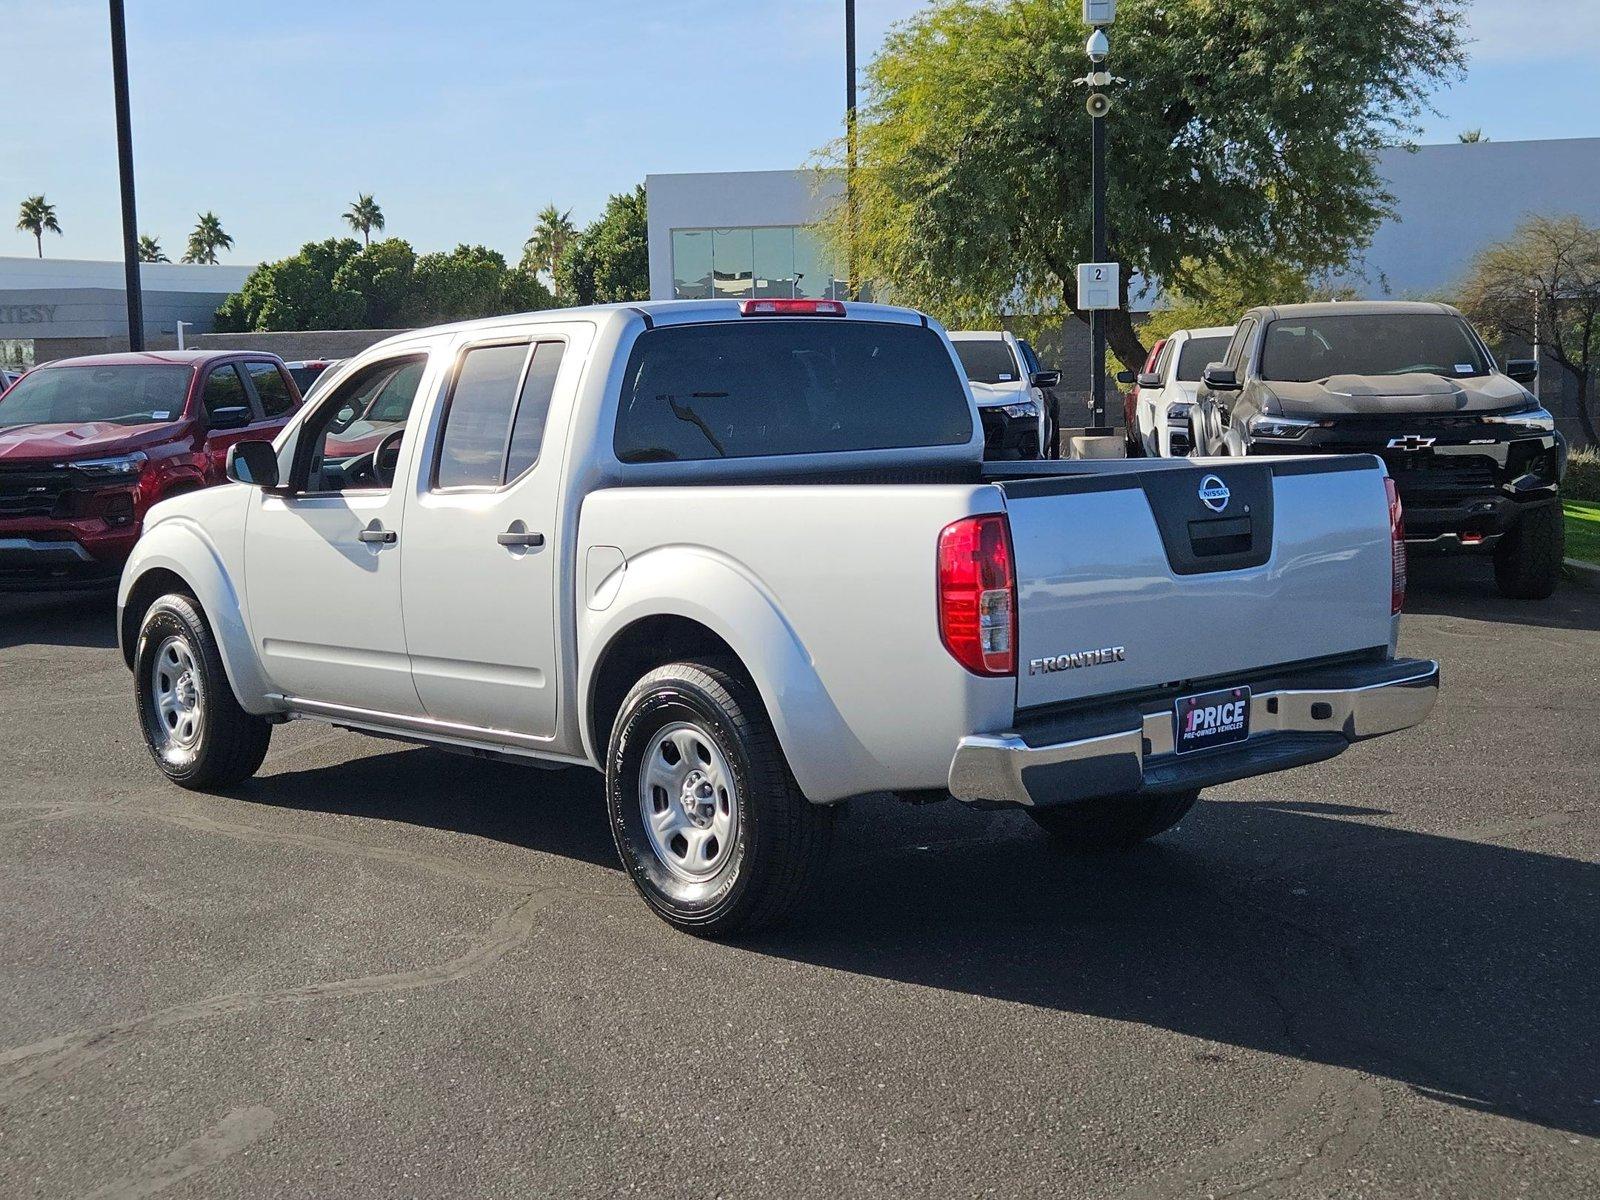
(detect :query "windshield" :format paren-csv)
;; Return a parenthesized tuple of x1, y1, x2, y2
(1260, 314, 1491, 382)
(0, 365, 191, 428)
(615, 320, 973, 462)
(1175, 336, 1231, 382)
(952, 340, 1021, 385)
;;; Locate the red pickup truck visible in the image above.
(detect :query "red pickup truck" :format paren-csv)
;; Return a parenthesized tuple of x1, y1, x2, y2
(0, 350, 302, 590)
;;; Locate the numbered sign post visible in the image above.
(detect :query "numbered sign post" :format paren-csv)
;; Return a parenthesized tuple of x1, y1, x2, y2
(1076, 262, 1120, 311)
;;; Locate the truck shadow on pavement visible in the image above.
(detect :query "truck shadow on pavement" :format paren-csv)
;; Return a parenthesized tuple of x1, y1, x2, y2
(766, 795, 1600, 1140)
(0, 591, 118, 651)
(1406, 557, 1600, 631)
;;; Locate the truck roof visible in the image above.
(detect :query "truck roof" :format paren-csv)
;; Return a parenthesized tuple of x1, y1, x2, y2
(35, 349, 278, 370)
(362, 299, 932, 356)
(1245, 300, 1462, 321)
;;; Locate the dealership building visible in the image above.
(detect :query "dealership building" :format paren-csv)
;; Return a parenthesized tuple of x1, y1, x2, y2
(0, 257, 253, 370)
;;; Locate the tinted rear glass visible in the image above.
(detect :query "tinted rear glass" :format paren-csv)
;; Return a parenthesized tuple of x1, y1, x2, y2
(1260, 314, 1491, 382)
(952, 339, 1020, 384)
(1174, 336, 1231, 382)
(0, 364, 190, 427)
(614, 321, 972, 463)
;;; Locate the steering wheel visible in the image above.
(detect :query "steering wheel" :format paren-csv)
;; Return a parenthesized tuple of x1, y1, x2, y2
(341, 427, 406, 489)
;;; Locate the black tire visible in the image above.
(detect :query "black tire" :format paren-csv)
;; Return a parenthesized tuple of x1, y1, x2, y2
(134, 593, 271, 789)
(1026, 789, 1200, 851)
(606, 660, 833, 937)
(1493, 502, 1564, 600)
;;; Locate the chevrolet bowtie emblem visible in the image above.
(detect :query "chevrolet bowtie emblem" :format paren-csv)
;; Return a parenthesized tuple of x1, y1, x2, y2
(1387, 435, 1436, 451)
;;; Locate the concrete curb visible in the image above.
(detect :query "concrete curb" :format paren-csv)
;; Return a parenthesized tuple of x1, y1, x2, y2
(1563, 558, 1600, 589)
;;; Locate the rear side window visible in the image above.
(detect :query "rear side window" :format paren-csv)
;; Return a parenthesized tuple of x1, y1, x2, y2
(614, 321, 973, 463)
(435, 340, 566, 489)
(203, 364, 252, 425)
(244, 362, 295, 417)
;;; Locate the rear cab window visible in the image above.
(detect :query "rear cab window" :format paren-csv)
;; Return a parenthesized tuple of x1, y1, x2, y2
(615, 320, 973, 463)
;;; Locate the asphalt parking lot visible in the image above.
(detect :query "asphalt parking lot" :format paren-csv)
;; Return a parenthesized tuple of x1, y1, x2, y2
(1, 560, 1596, 1199)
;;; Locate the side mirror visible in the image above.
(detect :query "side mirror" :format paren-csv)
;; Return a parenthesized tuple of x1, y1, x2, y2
(208, 405, 252, 431)
(226, 440, 280, 489)
(1505, 358, 1538, 384)
(1115, 370, 1136, 385)
(1137, 371, 1163, 389)
(1030, 370, 1062, 389)
(1202, 364, 1241, 391)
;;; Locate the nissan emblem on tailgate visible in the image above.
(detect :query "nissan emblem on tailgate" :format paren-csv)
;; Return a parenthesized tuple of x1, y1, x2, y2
(1198, 474, 1230, 513)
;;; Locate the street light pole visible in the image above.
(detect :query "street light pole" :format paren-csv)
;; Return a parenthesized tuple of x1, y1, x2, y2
(109, 0, 144, 352)
(845, 0, 858, 302)
(1090, 100, 1107, 427)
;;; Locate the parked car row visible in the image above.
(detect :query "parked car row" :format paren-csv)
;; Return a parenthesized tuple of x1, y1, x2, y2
(107, 297, 1438, 936)
(1123, 301, 1568, 600)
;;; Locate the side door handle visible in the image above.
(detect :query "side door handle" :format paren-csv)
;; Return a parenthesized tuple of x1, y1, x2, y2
(497, 528, 545, 548)
(359, 521, 397, 545)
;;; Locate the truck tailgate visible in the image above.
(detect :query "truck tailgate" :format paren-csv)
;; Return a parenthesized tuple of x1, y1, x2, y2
(1002, 459, 1395, 711)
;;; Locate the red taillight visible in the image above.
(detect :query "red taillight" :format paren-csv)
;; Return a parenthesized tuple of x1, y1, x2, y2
(1386, 477, 1407, 615)
(938, 514, 1016, 676)
(738, 298, 846, 317)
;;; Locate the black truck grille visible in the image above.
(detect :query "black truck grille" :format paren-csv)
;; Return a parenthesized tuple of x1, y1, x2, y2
(1382, 453, 1498, 497)
(0, 466, 72, 517)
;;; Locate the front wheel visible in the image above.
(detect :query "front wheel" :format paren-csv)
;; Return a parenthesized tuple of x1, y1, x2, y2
(1494, 502, 1565, 599)
(135, 593, 271, 789)
(1026, 789, 1200, 851)
(606, 660, 834, 937)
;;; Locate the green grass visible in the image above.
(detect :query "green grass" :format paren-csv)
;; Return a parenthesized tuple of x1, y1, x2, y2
(1566, 501, 1600, 565)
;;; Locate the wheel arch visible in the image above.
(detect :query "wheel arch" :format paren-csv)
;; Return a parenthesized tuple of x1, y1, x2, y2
(117, 519, 276, 714)
(578, 550, 880, 804)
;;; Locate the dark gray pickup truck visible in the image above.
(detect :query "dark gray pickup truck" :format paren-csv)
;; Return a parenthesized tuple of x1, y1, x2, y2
(1191, 301, 1566, 598)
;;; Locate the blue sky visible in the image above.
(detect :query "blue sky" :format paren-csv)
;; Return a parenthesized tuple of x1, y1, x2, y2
(4, 0, 1598, 265)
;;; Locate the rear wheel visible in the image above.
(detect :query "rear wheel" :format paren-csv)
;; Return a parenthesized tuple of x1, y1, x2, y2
(606, 660, 834, 937)
(135, 593, 271, 789)
(1026, 789, 1200, 851)
(1493, 502, 1564, 599)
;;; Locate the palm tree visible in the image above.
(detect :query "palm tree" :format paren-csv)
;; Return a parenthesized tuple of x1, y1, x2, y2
(137, 234, 169, 263)
(522, 204, 576, 294)
(182, 212, 233, 264)
(343, 193, 385, 248)
(1458, 128, 1487, 143)
(16, 195, 62, 258)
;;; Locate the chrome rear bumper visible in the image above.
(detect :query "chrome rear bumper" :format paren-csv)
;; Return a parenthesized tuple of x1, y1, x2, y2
(948, 657, 1439, 808)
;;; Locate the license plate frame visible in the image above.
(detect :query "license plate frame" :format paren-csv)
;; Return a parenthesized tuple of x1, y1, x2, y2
(1174, 686, 1252, 755)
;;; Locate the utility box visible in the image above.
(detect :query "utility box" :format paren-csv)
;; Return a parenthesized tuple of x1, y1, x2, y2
(1076, 262, 1120, 310)
(1083, 0, 1117, 26)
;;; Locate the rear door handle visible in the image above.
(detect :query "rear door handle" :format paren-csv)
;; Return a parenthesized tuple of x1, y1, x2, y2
(359, 523, 397, 545)
(497, 528, 545, 548)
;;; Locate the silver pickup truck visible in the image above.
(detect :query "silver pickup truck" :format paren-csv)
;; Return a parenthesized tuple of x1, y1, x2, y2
(118, 298, 1438, 936)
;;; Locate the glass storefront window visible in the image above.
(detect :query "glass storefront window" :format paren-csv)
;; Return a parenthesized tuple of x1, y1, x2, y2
(711, 228, 755, 299)
(753, 227, 796, 298)
(671, 230, 713, 299)
(671, 225, 851, 303)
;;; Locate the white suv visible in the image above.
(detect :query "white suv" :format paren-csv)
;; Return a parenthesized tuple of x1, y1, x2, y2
(1132, 325, 1234, 457)
(948, 330, 1059, 459)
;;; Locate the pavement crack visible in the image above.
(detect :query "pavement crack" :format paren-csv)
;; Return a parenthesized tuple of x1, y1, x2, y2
(0, 889, 560, 1108)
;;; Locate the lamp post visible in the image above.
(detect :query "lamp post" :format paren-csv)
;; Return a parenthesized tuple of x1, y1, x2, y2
(109, 0, 144, 352)
(1075, 2, 1120, 430)
(845, 0, 858, 302)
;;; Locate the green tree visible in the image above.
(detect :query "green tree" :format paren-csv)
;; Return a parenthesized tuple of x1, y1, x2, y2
(342, 193, 386, 248)
(214, 238, 365, 331)
(1459, 214, 1600, 444)
(331, 237, 416, 327)
(182, 212, 233, 264)
(137, 234, 169, 263)
(556, 185, 648, 306)
(819, 0, 1468, 371)
(16, 195, 61, 258)
(1458, 128, 1487, 143)
(522, 204, 577, 295)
